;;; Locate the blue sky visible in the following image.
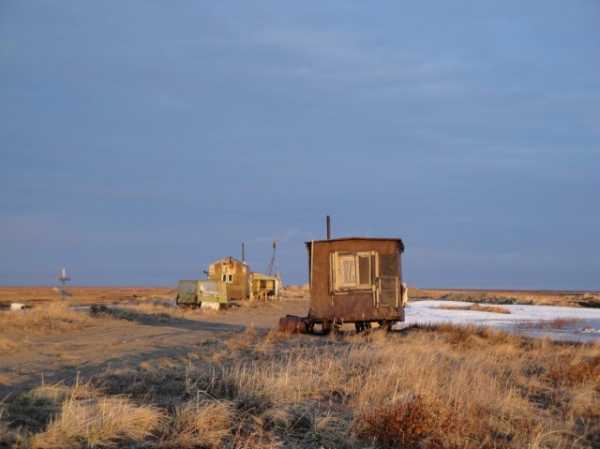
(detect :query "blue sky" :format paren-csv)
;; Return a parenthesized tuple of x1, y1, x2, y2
(1, 1, 599, 289)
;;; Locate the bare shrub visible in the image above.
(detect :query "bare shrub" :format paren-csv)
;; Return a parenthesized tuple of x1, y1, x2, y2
(354, 394, 453, 449)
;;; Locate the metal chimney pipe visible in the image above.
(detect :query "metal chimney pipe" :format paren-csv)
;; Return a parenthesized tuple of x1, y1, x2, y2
(326, 215, 331, 240)
(241, 242, 245, 262)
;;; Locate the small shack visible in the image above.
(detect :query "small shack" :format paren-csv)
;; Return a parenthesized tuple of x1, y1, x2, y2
(251, 273, 280, 300)
(305, 237, 406, 332)
(208, 257, 250, 301)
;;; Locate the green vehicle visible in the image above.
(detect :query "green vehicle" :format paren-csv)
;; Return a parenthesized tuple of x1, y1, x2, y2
(175, 280, 229, 309)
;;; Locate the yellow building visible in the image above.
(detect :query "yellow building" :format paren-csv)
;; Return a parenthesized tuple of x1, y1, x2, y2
(207, 257, 250, 301)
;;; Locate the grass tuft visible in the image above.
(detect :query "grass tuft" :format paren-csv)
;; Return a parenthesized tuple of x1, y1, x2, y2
(159, 400, 234, 449)
(31, 396, 163, 449)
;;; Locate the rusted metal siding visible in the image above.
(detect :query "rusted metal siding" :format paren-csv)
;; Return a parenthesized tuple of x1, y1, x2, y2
(306, 238, 404, 323)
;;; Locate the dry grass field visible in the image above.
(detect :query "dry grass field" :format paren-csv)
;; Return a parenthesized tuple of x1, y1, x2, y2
(0, 303, 117, 357)
(1, 324, 599, 449)
(1, 287, 599, 448)
(0, 287, 173, 307)
(0, 303, 94, 335)
(409, 288, 600, 308)
(2, 286, 599, 308)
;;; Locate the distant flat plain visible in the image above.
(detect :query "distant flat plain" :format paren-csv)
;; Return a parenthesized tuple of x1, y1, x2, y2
(1, 285, 597, 308)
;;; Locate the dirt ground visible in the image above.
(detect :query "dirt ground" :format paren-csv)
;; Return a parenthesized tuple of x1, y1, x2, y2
(0, 296, 308, 397)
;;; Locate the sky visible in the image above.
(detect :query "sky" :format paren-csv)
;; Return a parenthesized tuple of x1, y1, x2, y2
(1, 1, 599, 289)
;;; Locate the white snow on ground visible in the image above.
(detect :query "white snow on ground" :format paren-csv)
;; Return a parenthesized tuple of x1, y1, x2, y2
(399, 300, 600, 343)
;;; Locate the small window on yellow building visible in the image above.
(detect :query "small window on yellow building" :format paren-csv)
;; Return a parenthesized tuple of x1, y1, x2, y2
(222, 273, 234, 283)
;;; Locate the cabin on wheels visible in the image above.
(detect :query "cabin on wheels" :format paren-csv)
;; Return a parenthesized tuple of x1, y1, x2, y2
(305, 237, 406, 333)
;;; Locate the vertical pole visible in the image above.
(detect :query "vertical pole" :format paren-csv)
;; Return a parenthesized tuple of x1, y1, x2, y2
(274, 241, 277, 277)
(241, 242, 245, 262)
(326, 215, 331, 240)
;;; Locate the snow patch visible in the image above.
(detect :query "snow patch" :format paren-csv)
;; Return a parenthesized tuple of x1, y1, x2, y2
(400, 300, 600, 342)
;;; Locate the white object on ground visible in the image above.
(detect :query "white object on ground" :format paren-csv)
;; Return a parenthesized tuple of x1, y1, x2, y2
(399, 300, 600, 343)
(200, 301, 221, 311)
(10, 303, 26, 311)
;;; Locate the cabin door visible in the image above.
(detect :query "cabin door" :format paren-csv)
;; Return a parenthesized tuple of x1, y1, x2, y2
(375, 253, 400, 308)
(376, 276, 400, 308)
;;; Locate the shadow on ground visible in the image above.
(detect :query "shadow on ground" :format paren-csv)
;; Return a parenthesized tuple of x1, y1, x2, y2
(89, 304, 245, 332)
(0, 316, 245, 398)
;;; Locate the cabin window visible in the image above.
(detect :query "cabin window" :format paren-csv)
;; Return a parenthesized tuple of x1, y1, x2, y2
(358, 255, 371, 285)
(333, 251, 376, 290)
(339, 255, 357, 287)
(222, 274, 234, 283)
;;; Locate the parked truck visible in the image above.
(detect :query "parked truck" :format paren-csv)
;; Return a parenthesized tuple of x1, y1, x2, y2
(175, 279, 228, 310)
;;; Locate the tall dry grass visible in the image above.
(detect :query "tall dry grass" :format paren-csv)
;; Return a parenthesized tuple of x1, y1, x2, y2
(159, 400, 234, 449)
(0, 303, 103, 353)
(0, 303, 93, 336)
(2, 325, 599, 448)
(31, 396, 163, 449)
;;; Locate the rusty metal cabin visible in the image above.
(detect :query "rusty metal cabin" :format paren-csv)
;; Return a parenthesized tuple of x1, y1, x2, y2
(305, 237, 405, 330)
(207, 257, 250, 301)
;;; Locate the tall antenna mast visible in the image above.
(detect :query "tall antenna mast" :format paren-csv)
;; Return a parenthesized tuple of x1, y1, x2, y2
(57, 267, 71, 300)
(267, 241, 278, 276)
